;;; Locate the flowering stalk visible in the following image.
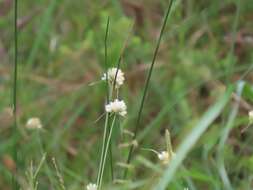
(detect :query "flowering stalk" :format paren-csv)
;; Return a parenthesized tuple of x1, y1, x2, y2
(98, 115, 117, 190)
(97, 70, 127, 187)
(97, 16, 111, 186)
(96, 17, 129, 188)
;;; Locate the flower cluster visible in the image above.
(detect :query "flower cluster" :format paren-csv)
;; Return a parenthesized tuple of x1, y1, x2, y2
(101, 67, 125, 88)
(105, 99, 127, 116)
(102, 67, 127, 117)
(86, 183, 97, 190)
(26, 117, 42, 129)
(88, 67, 127, 188)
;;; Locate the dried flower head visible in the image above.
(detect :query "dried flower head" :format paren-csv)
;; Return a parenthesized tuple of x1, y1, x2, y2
(249, 110, 253, 124)
(157, 129, 175, 165)
(101, 67, 125, 88)
(157, 151, 175, 165)
(86, 183, 97, 190)
(105, 99, 127, 116)
(26, 117, 42, 129)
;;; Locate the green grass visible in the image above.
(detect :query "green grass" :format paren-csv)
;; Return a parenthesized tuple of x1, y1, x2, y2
(1, 0, 253, 189)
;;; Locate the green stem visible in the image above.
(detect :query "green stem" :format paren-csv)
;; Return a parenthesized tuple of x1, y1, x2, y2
(13, 0, 19, 189)
(97, 16, 114, 185)
(109, 142, 114, 180)
(123, 0, 174, 179)
(97, 113, 109, 185)
(99, 115, 117, 190)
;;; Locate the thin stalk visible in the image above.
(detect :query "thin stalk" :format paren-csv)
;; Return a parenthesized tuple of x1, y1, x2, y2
(13, 0, 19, 189)
(104, 17, 115, 181)
(109, 142, 114, 180)
(97, 17, 111, 185)
(105, 17, 110, 103)
(105, 17, 114, 181)
(99, 115, 117, 190)
(112, 23, 133, 90)
(123, 0, 174, 178)
(98, 18, 132, 184)
(97, 16, 132, 186)
(97, 113, 109, 185)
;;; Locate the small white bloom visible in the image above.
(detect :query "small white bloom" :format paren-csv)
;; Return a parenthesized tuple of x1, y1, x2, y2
(249, 110, 253, 123)
(26, 117, 42, 129)
(101, 67, 125, 88)
(157, 151, 175, 165)
(105, 99, 127, 116)
(86, 183, 97, 190)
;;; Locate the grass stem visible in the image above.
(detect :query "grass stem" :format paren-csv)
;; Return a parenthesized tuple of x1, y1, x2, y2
(97, 16, 113, 185)
(123, 0, 174, 178)
(99, 115, 117, 190)
(13, 0, 19, 189)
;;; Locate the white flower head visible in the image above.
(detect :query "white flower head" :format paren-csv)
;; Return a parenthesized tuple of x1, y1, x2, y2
(249, 110, 253, 124)
(105, 99, 127, 116)
(101, 67, 125, 88)
(157, 151, 175, 165)
(26, 117, 42, 129)
(86, 183, 97, 190)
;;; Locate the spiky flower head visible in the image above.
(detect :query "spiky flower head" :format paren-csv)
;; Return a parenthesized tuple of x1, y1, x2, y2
(101, 67, 125, 88)
(105, 99, 127, 116)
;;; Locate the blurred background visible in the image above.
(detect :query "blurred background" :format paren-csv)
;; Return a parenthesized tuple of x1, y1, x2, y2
(0, 0, 253, 189)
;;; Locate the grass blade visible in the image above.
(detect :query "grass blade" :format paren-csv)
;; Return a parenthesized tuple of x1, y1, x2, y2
(97, 16, 112, 185)
(12, 0, 19, 189)
(123, 0, 174, 178)
(99, 115, 117, 190)
(217, 81, 244, 190)
(154, 85, 233, 190)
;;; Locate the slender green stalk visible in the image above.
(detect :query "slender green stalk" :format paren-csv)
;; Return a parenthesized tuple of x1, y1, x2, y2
(97, 17, 112, 185)
(97, 113, 109, 185)
(104, 17, 110, 103)
(99, 115, 117, 190)
(105, 17, 115, 181)
(109, 141, 114, 180)
(123, 0, 174, 178)
(112, 23, 133, 90)
(13, 0, 19, 189)
(98, 16, 132, 186)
